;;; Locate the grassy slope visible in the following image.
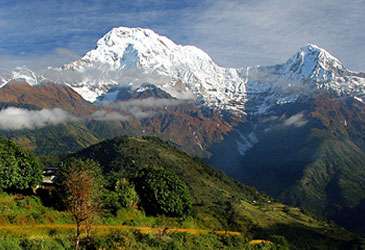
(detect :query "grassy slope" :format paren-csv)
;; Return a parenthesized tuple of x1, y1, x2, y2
(0, 193, 268, 250)
(69, 136, 357, 249)
(0, 194, 71, 225)
(0, 122, 100, 155)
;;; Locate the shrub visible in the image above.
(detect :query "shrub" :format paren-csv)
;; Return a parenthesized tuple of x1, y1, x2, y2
(19, 239, 66, 250)
(269, 235, 290, 250)
(115, 178, 139, 209)
(135, 168, 192, 217)
(0, 235, 21, 250)
(102, 178, 139, 214)
(102, 191, 122, 214)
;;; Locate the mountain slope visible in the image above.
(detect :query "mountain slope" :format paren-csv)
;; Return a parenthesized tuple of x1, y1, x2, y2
(208, 94, 365, 234)
(1, 122, 100, 155)
(69, 135, 358, 249)
(0, 101, 230, 156)
(0, 80, 96, 115)
(98, 83, 174, 102)
(0, 78, 231, 156)
(205, 44, 365, 234)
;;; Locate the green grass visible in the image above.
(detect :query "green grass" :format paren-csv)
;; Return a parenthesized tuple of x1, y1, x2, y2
(2, 122, 100, 155)
(0, 230, 280, 250)
(0, 193, 71, 225)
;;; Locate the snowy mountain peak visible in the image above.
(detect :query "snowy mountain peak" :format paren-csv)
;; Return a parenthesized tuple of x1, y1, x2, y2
(245, 44, 365, 114)
(64, 26, 213, 72)
(12, 67, 44, 86)
(282, 43, 346, 81)
(0, 67, 44, 87)
(59, 26, 246, 112)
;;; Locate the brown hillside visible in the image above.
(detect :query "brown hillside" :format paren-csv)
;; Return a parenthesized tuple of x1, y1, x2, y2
(0, 80, 96, 115)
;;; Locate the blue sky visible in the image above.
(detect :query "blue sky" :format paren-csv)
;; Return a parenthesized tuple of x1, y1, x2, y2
(0, 0, 364, 71)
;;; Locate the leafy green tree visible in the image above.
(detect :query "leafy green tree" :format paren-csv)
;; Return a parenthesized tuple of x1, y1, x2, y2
(115, 178, 139, 208)
(135, 168, 192, 217)
(102, 178, 139, 214)
(0, 138, 42, 191)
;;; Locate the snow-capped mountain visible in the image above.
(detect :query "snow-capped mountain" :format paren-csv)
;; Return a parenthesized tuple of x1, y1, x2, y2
(0, 67, 45, 87)
(46, 33, 365, 115)
(244, 44, 365, 113)
(1, 27, 365, 116)
(53, 27, 246, 113)
(280, 44, 346, 81)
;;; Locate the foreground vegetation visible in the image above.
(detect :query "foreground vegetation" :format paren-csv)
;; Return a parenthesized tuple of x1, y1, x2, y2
(0, 136, 363, 249)
(0, 229, 281, 250)
(0, 193, 284, 249)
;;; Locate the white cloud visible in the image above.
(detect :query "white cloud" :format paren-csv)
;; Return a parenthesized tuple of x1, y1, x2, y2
(94, 97, 190, 121)
(128, 107, 155, 119)
(283, 113, 307, 127)
(111, 97, 190, 119)
(1, 0, 364, 75)
(185, 0, 365, 70)
(0, 96, 190, 130)
(0, 107, 78, 130)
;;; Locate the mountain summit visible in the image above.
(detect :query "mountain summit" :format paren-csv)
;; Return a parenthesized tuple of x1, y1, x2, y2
(58, 27, 246, 112)
(243, 44, 365, 113)
(272, 43, 365, 91)
(282, 44, 346, 80)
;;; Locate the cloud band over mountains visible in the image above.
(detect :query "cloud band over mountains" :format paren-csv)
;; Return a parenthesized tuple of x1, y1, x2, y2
(0, 107, 77, 130)
(0, 97, 188, 130)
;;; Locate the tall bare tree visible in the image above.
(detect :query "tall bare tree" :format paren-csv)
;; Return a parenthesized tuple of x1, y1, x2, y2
(62, 159, 101, 250)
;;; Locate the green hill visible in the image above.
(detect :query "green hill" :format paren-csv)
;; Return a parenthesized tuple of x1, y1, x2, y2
(69, 136, 359, 249)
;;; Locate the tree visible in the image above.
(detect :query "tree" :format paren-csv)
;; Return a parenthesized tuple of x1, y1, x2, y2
(0, 138, 42, 191)
(101, 177, 139, 214)
(60, 159, 102, 250)
(135, 168, 192, 217)
(115, 178, 139, 208)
